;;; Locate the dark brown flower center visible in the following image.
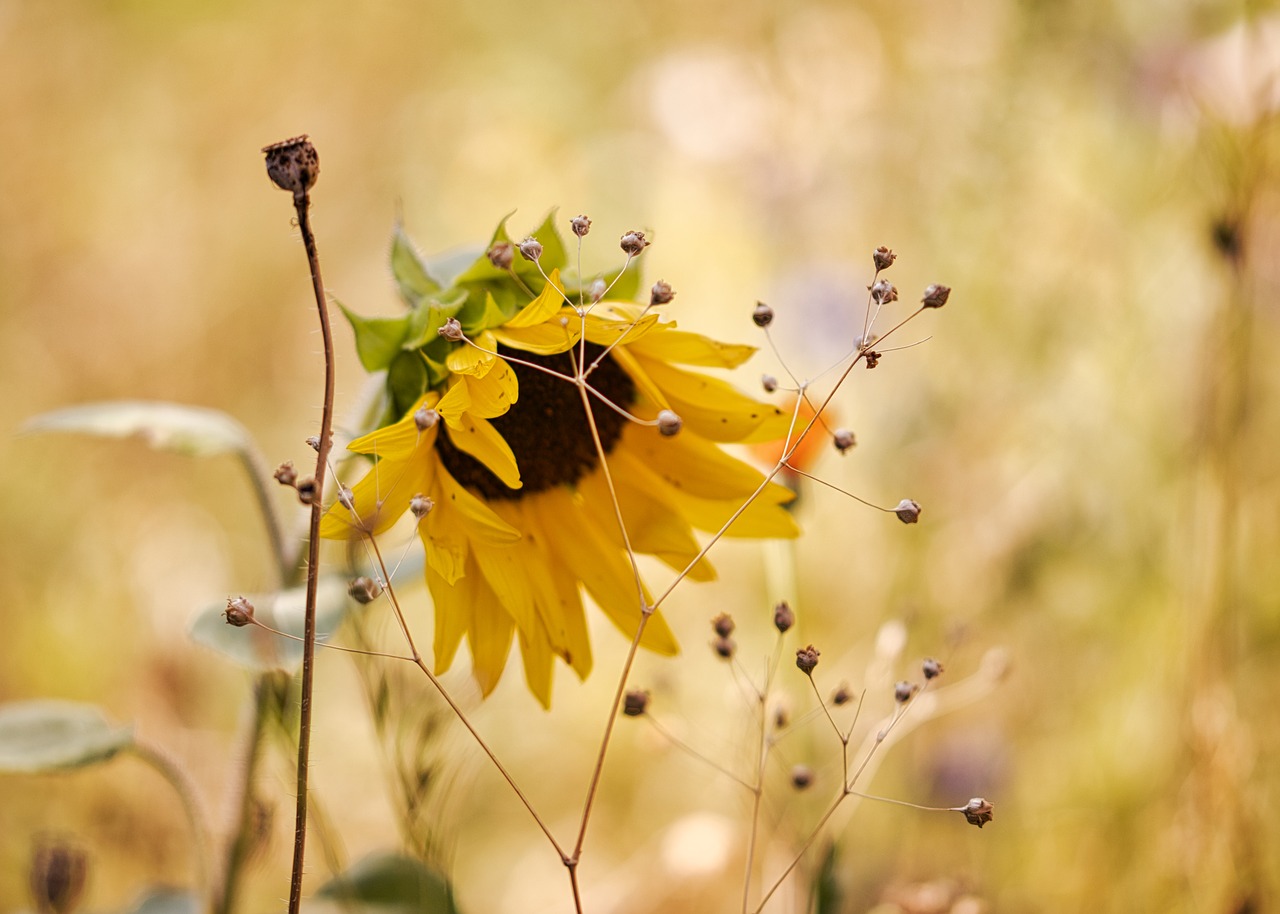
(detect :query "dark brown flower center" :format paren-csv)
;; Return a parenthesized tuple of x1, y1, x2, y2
(435, 343, 635, 501)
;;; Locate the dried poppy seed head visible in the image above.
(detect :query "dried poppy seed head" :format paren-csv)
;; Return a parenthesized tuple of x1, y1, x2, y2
(790, 764, 814, 790)
(761, 374, 778, 393)
(752, 301, 774, 327)
(296, 476, 318, 505)
(894, 498, 922, 524)
(657, 410, 683, 437)
(873, 246, 897, 271)
(869, 279, 898, 305)
(273, 461, 297, 488)
(713, 635, 736, 659)
(589, 278, 607, 303)
(832, 683, 852, 706)
(774, 600, 795, 633)
(922, 284, 951, 309)
(29, 839, 87, 914)
(795, 644, 820, 675)
(864, 351, 881, 369)
(712, 613, 735, 638)
(225, 596, 255, 627)
(262, 135, 319, 198)
(620, 230, 650, 256)
(410, 494, 435, 519)
(439, 318, 464, 342)
(570, 214, 592, 237)
(517, 236, 543, 262)
(894, 680, 919, 703)
(487, 241, 514, 270)
(833, 428, 856, 454)
(348, 576, 382, 604)
(923, 657, 944, 680)
(650, 280, 675, 306)
(961, 797, 994, 828)
(414, 407, 440, 432)
(623, 689, 650, 716)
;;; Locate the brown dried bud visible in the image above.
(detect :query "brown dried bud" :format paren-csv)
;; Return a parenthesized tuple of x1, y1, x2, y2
(921, 284, 951, 309)
(410, 494, 435, 519)
(761, 374, 778, 393)
(262, 135, 319, 198)
(894, 498, 922, 524)
(30, 839, 87, 914)
(650, 280, 675, 306)
(922, 657, 944, 680)
(623, 689, 650, 717)
(774, 704, 790, 729)
(336, 485, 355, 510)
(752, 301, 774, 327)
(894, 680, 919, 703)
(570, 214, 592, 237)
(833, 428, 856, 454)
(873, 246, 897, 271)
(439, 317, 464, 342)
(774, 600, 795, 633)
(348, 577, 382, 605)
(414, 407, 440, 432)
(620, 230, 650, 256)
(864, 351, 881, 369)
(869, 279, 898, 305)
(712, 613, 735, 638)
(790, 764, 814, 790)
(273, 461, 297, 488)
(832, 683, 852, 706)
(487, 241, 514, 270)
(517, 236, 543, 262)
(961, 797, 994, 828)
(713, 636, 736, 659)
(657, 410, 682, 437)
(306, 435, 321, 451)
(225, 596, 255, 627)
(589, 278, 607, 303)
(795, 644, 820, 675)
(296, 477, 318, 505)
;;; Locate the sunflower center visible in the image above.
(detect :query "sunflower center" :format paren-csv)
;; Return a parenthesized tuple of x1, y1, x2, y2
(435, 343, 636, 501)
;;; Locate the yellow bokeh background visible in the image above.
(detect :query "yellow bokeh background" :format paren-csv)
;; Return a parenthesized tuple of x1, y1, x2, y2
(2, 1, 1279, 912)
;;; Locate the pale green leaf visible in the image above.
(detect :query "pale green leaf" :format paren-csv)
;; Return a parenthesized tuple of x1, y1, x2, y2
(0, 701, 133, 773)
(20, 401, 251, 458)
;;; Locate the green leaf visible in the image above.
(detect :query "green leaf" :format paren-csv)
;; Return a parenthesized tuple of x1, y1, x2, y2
(123, 889, 201, 914)
(450, 211, 519, 287)
(390, 223, 441, 307)
(20, 401, 252, 458)
(317, 853, 459, 913)
(403, 291, 467, 351)
(459, 291, 510, 335)
(338, 303, 411, 373)
(0, 701, 133, 773)
(524, 208, 567, 273)
(188, 578, 352, 672)
(387, 350, 430, 420)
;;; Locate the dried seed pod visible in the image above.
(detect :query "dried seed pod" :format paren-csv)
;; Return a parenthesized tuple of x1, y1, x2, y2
(869, 279, 898, 305)
(761, 374, 778, 393)
(894, 498, 922, 524)
(752, 301, 774, 327)
(894, 680, 919, 703)
(273, 461, 297, 487)
(570, 215, 592, 237)
(439, 318, 464, 342)
(873, 246, 897, 271)
(833, 428, 856, 454)
(517, 236, 543, 262)
(712, 613, 735, 638)
(774, 600, 795, 633)
(790, 764, 814, 790)
(620, 230, 650, 255)
(487, 241, 514, 270)
(262, 135, 319, 198)
(414, 407, 440, 432)
(410, 494, 435, 519)
(795, 644, 820, 675)
(961, 797, 994, 828)
(864, 351, 881, 369)
(589, 278, 607, 302)
(296, 476, 318, 505)
(921, 284, 951, 309)
(832, 683, 852, 706)
(29, 839, 87, 914)
(713, 636, 736, 659)
(650, 280, 675, 306)
(657, 410, 683, 437)
(225, 596, 255, 627)
(623, 689, 650, 716)
(348, 577, 382, 605)
(922, 657, 944, 680)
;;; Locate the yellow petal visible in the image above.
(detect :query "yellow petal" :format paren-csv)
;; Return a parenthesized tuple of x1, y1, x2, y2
(446, 330, 499, 377)
(441, 414, 522, 490)
(506, 269, 568, 328)
(512, 502, 593, 679)
(632, 354, 789, 443)
(346, 392, 438, 458)
(468, 577, 515, 697)
(518, 626, 555, 709)
(582, 310, 660, 347)
(627, 328, 757, 368)
(436, 380, 472, 426)
(623, 422, 783, 502)
(426, 560, 473, 673)
(492, 320, 581, 355)
(435, 466, 521, 544)
(610, 348, 671, 411)
(461, 360, 518, 419)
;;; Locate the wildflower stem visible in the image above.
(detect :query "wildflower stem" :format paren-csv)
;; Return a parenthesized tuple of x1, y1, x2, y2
(215, 677, 275, 914)
(130, 741, 212, 902)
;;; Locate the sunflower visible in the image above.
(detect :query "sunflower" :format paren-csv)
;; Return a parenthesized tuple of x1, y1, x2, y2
(321, 214, 800, 706)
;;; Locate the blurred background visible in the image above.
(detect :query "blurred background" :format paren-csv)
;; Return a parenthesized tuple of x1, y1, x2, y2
(2, 0, 1278, 912)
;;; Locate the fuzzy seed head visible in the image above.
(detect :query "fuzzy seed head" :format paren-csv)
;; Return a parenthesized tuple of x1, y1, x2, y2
(657, 409, 683, 437)
(225, 596, 255, 627)
(894, 680, 919, 703)
(410, 494, 435, 519)
(262, 135, 319, 198)
(774, 600, 795, 633)
(570, 214, 592, 237)
(795, 643, 820, 675)
(923, 657, 944, 680)
(869, 279, 898, 305)
(873, 246, 897, 271)
(894, 498, 922, 524)
(962, 797, 994, 828)
(921, 284, 951, 309)
(517, 236, 543, 262)
(348, 576, 382, 605)
(439, 317, 464, 342)
(414, 407, 440, 432)
(650, 279, 675, 306)
(620, 230, 650, 256)
(712, 613, 736, 638)
(487, 241, 514, 271)
(833, 428, 856, 454)
(623, 689, 650, 717)
(752, 301, 774, 327)
(273, 461, 297, 488)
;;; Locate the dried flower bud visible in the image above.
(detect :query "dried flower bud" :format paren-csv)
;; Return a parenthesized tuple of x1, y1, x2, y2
(296, 476, 318, 505)
(922, 657, 944, 680)
(774, 600, 795, 633)
(487, 241, 514, 270)
(623, 689, 650, 716)
(439, 318, 464, 342)
(414, 407, 440, 432)
(570, 214, 592, 237)
(873, 246, 897, 271)
(620, 230, 650, 256)
(650, 280, 675, 306)
(761, 374, 778, 393)
(894, 680, 919, 703)
(273, 461, 297, 488)
(921, 284, 951, 309)
(336, 485, 354, 510)
(960, 797, 994, 828)
(752, 301, 774, 327)
(348, 576, 382, 604)
(589, 278, 607, 303)
(713, 635, 737, 659)
(517, 236, 543, 262)
(225, 596, 255, 627)
(864, 351, 881, 369)
(774, 704, 790, 729)
(833, 428, 856, 454)
(306, 436, 321, 451)
(30, 839, 87, 914)
(832, 683, 852, 706)
(795, 644, 820, 675)
(657, 410, 682, 437)
(712, 613, 735, 637)
(410, 494, 435, 519)
(262, 135, 319, 198)
(869, 279, 898, 305)
(790, 765, 814, 790)
(894, 498, 922, 524)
